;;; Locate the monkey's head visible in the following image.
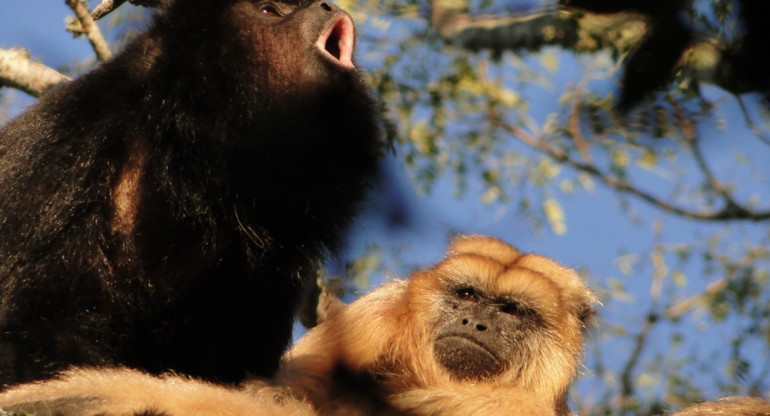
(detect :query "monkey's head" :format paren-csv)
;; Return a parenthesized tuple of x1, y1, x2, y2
(411, 236, 596, 395)
(158, 0, 361, 94)
(131, 0, 381, 246)
(138, 0, 381, 196)
(304, 235, 597, 411)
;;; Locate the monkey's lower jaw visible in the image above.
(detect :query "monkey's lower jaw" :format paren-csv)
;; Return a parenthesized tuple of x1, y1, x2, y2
(434, 336, 504, 380)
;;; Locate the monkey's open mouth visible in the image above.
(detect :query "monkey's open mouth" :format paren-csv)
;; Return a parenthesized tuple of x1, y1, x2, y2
(315, 15, 356, 70)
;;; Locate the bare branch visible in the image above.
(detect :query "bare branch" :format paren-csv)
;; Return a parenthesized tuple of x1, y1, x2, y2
(65, 0, 112, 62)
(494, 115, 770, 222)
(435, 9, 582, 54)
(735, 95, 770, 147)
(428, 0, 770, 106)
(567, 80, 595, 164)
(91, 0, 129, 21)
(618, 312, 658, 414)
(665, 248, 767, 319)
(0, 48, 71, 97)
(91, 0, 167, 21)
(429, 0, 647, 55)
(667, 96, 749, 215)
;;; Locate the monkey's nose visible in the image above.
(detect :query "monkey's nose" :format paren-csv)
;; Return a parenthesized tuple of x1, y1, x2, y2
(461, 318, 488, 331)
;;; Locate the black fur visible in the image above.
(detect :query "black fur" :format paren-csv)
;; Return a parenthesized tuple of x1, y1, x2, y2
(0, 0, 380, 387)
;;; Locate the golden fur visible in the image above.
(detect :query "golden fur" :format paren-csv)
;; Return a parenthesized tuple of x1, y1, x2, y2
(670, 396, 770, 416)
(0, 368, 313, 416)
(0, 235, 596, 416)
(275, 234, 597, 415)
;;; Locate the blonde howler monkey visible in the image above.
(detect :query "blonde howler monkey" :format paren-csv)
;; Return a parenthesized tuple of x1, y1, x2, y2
(274, 234, 597, 415)
(0, 235, 597, 416)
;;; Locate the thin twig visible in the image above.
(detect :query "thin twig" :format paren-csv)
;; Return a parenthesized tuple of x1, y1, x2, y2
(668, 96, 747, 215)
(665, 248, 765, 319)
(735, 95, 770, 147)
(91, 0, 129, 20)
(568, 81, 594, 164)
(495, 118, 770, 222)
(616, 226, 666, 414)
(65, 0, 112, 62)
(618, 312, 658, 415)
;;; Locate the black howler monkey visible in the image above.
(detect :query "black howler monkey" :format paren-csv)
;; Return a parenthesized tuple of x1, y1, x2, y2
(0, 236, 597, 416)
(0, 0, 381, 387)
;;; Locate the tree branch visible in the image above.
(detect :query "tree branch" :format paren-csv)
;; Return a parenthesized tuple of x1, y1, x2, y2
(65, 0, 112, 62)
(427, 0, 770, 105)
(735, 95, 770, 147)
(91, 0, 168, 21)
(618, 311, 657, 414)
(665, 248, 766, 319)
(0, 48, 71, 97)
(91, 0, 129, 20)
(494, 115, 770, 222)
(429, 0, 646, 55)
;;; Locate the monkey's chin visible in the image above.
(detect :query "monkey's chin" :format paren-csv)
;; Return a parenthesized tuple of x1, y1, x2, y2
(434, 336, 504, 380)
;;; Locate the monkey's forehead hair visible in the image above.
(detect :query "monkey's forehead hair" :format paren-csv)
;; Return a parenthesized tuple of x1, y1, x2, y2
(407, 250, 596, 326)
(448, 234, 522, 264)
(443, 234, 597, 305)
(419, 255, 565, 304)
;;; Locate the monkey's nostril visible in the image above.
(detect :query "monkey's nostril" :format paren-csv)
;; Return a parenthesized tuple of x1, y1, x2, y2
(475, 324, 487, 331)
(462, 318, 469, 325)
(320, 2, 332, 11)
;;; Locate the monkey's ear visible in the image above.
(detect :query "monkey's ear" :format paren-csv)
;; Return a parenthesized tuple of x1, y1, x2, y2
(567, 286, 598, 329)
(448, 235, 521, 265)
(514, 254, 598, 326)
(576, 301, 597, 327)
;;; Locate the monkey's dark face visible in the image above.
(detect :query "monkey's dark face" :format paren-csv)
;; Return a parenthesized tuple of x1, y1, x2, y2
(217, 0, 377, 175)
(222, 0, 358, 87)
(149, 0, 380, 202)
(433, 281, 541, 380)
(412, 253, 591, 385)
(156, 0, 372, 146)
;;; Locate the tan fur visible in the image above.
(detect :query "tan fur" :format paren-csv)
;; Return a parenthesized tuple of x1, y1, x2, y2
(0, 235, 596, 416)
(671, 396, 770, 416)
(0, 368, 314, 416)
(275, 234, 597, 415)
(110, 137, 147, 236)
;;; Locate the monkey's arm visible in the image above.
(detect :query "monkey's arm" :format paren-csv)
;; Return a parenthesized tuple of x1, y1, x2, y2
(388, 385, 557, 416)
(0, 368, 315, 416)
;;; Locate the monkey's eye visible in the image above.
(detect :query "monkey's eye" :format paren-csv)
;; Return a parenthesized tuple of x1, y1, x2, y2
(258, 3, 282, 16)
(456, 287, 476, 302)
(500, 302, 533, 317)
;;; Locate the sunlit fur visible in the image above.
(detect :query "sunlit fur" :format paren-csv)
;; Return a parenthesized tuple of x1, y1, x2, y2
(0, 368, 313, 416)
(670, 396, 770, 416)
(275, 234, 597, 415)
(0, 235, 596, 416)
